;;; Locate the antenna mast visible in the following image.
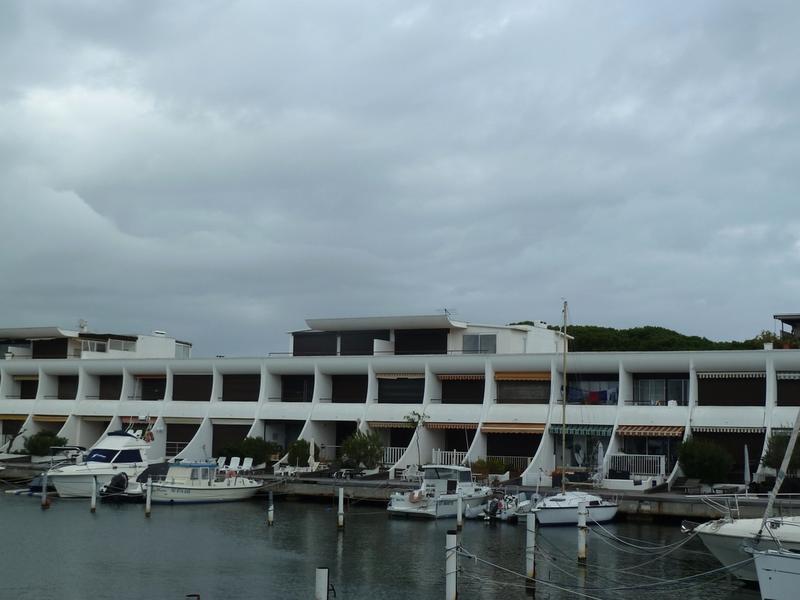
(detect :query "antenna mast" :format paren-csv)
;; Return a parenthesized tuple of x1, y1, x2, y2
(561, 300, 568, 494)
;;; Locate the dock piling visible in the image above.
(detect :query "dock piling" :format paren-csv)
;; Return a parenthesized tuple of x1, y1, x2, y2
(456, 492, 463, 530)
(526, 512, 536, 581)
(90, 476, 97, 513)
(577, 501, 587, 563)
(337, 487, 344, 529)
(268, 490, 274, 526)
(40, 471, 50, 510)
(314, 567, 329, 600)
(145, 476, 152, 517)
(445, 530, 458, 600)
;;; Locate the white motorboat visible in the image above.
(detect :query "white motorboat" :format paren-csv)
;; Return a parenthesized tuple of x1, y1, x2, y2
(482, 492, 534, 523)
(147, 461, 262, 504)
(748, 546, 800, 600)
(534, 491, 619, 525)
(387, 465, 492, 519)
(46, 430, 153, 498)
(694, 516, 800, 582)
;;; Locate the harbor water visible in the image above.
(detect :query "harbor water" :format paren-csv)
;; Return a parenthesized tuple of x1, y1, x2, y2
(0, 493, 760, 600)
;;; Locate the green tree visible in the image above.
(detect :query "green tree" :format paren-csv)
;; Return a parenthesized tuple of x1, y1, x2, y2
(340, 431, 384, 469)
(24, 431, 68, 456)
(678, 438, 733, 482)
(286, 439, 319, 466)
(761, 433, 800, 473)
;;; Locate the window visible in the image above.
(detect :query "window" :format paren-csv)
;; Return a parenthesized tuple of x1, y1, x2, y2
(86, 449, 116, 463)
(175, 343, 191, 359)
(114, 450, 142, 463)
(109, 339, 136, 352)
(463, 334, 496, 354)
(81, 340, 107, 353)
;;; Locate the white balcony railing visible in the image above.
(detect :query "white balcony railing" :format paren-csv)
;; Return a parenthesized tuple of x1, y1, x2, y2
(607, 453, 665, 477)
(383, 446, 406, 465)
(165, 441, 189, 458)
(432, 448, 467, 466)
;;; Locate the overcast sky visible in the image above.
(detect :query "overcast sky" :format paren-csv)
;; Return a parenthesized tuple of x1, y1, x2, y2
(1, 1, 798, 356)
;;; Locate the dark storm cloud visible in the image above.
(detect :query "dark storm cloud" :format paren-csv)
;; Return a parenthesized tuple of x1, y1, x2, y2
(2, 1, 799, 355)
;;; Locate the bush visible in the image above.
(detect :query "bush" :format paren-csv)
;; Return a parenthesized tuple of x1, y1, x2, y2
(286, 439, 319, 466)
(470, 458, 506, 476)
(678, 438, 733, 482)
(24, 431, 68, 456)
(761, 434, 800, 473)
(340, 431, 384, 469)
(220, 437, 282, 465)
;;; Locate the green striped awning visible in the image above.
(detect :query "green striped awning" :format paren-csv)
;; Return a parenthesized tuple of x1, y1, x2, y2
(549, 424, 613, 437)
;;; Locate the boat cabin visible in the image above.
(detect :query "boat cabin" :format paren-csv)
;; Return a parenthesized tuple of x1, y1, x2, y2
(422, 465, 474, 495)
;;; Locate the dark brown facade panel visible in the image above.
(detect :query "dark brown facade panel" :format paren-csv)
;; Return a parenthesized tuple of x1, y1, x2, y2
(697, 378, 766, 406)
(222, 374, 260, 401)
(172, 374, 212, 402)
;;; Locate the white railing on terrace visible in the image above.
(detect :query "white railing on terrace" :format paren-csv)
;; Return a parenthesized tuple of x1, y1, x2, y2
(432, 448, 467, 466)
(485, 455, 532, 472)
(165, 441, 189, 458)
(608, 453, 665, 477)
(383, 446, 406, 465)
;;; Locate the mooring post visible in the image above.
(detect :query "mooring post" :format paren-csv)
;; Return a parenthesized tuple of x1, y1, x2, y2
(445, 529, 458, 600)
(456, 492, 463, 530)
(526, 512, 536, 581)
(145, 476, 152, 518)
(90, 476, 97, 513)
(314, 567, 329, 600)
(337, 487, 344, 529)
(577, 501, 587, 563)
(267, 490, 274, 526)
(40, 471, 50, 510)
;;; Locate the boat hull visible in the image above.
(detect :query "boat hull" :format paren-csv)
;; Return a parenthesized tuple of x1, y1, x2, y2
(49, 466, 147, 498)
(752, 550, 800, 599)
(696, 518, 800, 582)
(388, 492, 491, 519)
(534, 503, 619, 525)
(150, 481, 262, 504)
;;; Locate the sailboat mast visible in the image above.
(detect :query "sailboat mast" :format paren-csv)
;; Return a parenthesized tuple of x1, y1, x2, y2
(561, 300, 568, 494)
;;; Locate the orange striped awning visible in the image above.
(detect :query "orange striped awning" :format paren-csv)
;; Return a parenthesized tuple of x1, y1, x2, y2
(617, 425, 685, 438)
(32, 415, 68, 423)
(367, 421, 414, 429)
(426, 422, 478, 430)
(438, 374, 485, 381)
(495, 372, 550, 382)
(481, 422, 546, 434)
(0, 414, 29, 420)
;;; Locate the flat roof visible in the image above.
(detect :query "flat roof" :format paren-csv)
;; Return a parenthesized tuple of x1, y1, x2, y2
(0, 327, 78, 340)
(304, 315, 468, 332)
(774, 314, 800, 325)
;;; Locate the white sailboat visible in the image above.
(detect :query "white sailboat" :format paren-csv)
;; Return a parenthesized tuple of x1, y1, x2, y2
(694, 401, 800, 582)
(533, 300, 618, 526)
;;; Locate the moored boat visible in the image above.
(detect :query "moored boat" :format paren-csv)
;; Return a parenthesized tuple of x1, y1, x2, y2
(147, 461, 262, 504)
(46, 430, 153, 498)
(534, 491, 618, 525)
(387, 465, 492, 519)
(748, 546, 800, 599)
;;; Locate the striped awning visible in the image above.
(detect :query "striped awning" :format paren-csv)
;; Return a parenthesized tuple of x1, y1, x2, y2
(777, 372, 800, 380)
(376, 373, 424, 379)
(617, 425, 685, 438)
(210, 419, 253, 426)
(692, 426, 766, 433)
(438, 374, 485, 381)
(426, 422, 478, 430)
(0, 414, 28, 420)
(697, 372, 766, 379)
(549, 424, 613, 437)
(481, 422, 545, 434)
(367, 421, 414, 429)
(81, 416, 111, 422)
(12, 375, 38, 381)
(121, 416, 157, 424)
(134, 374, 166, 379)
(495, 372, 550, 381)
(163, 417, 201, 425)
(33, 415, 68, 423)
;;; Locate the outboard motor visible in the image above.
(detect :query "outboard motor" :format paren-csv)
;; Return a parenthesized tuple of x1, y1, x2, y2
(103, 472, 129, 496)
(486, 499, 500, 517)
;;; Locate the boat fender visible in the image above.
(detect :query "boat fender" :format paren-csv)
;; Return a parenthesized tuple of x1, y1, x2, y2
(144, 431, 154, 443)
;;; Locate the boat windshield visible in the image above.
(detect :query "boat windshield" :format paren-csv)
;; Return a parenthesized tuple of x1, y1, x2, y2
(113, 450, 142, 463)
(85, 449, 117, 463)
(424, 468, 471, 482)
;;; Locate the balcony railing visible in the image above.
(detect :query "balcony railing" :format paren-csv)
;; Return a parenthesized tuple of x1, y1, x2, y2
(383, 446, 406, 465)
(432, 448, 467, 466)
(607, 453, 665, 477)
(485, 455, 532, 472)
(165, 441, 189, 458)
